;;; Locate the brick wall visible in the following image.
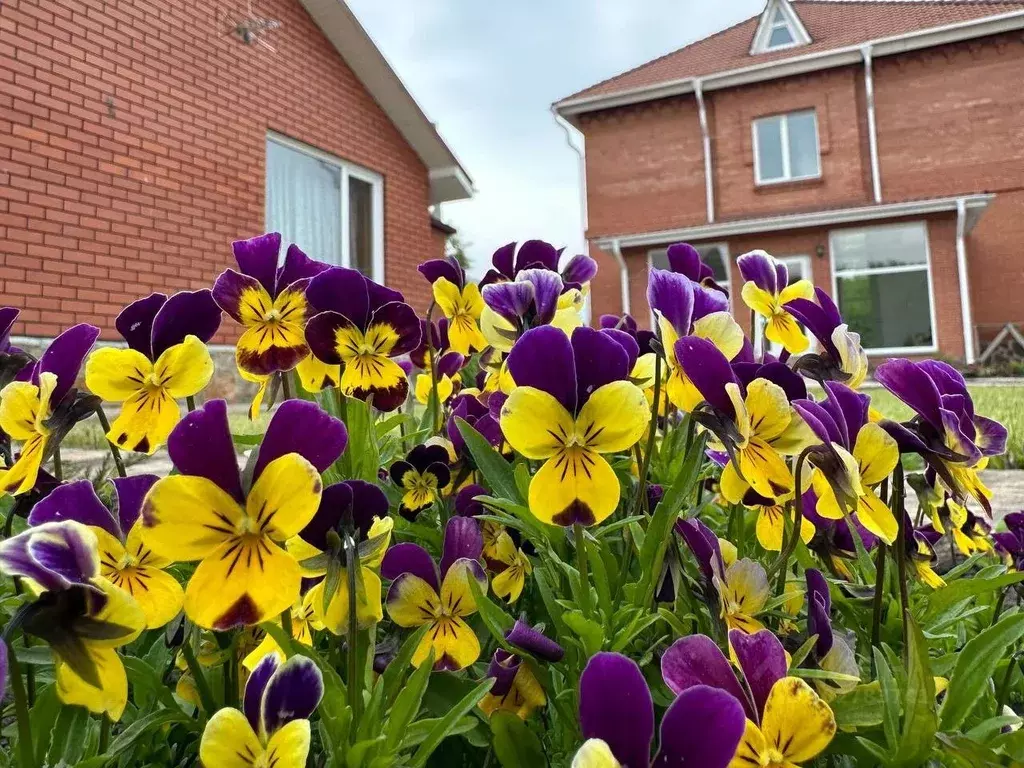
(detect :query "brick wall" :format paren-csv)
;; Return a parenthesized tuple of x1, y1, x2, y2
(0, 0, 435, 343)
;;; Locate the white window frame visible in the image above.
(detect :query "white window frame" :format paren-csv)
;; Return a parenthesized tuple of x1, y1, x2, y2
(266, 132, 386, 282)
(750, 1, 812, 55)
(754, 254, 815, 356)
(828, 221, 939, 355)
(646, 242, 732, 329)
(752, 110, 821, 186)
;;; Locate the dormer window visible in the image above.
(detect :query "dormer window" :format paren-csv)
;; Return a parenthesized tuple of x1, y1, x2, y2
(750, 0, 811, 55)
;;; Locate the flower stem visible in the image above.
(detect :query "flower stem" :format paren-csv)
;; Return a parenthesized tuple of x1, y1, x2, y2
(892, 462, 911, 651)
(7, 645, 37, 768)
(98, 716, 110, 753)
(180, 635, 217, 716)
(870, 542, 888, 670)
(280, 607, 293, 639)
(186, 395, 196, 412)
(633, 344, 662, 517)
(53, 445, 62, 482)
(280, 370, 293, 401)
(345, 534, 361, 723)
(769, 447, 812, 585)
(574, 523, 591, 617)
(93, 408, 127, 478)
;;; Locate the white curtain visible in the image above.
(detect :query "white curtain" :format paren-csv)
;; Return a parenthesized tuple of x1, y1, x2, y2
(266, 139, 342, 266)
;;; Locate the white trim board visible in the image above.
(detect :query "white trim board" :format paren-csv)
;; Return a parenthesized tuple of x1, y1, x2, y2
(750, 0, 812, 55)
(555, 10, 1024, 118)
(593, 194, 994, 251)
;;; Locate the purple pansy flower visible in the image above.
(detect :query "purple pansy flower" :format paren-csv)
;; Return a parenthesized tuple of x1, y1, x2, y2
(786, 287, 869, 387)
(389, 444, 451, 521)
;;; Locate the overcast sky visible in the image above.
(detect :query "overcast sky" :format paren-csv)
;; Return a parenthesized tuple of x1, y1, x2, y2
(346, 0, 767, 276)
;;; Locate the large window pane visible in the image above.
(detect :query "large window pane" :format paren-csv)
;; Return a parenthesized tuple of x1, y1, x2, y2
(755, 117, 785, 181)
(832, 222, 929, 271)
(701, 245, 729, 284)
(266, 139, 342, 266)
(349, 176, 374, 277)
(787, 112, 819, 178)
(836, 270, 933, 349)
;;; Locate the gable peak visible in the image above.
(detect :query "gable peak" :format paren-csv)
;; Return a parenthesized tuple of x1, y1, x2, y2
(750, 0, 812, 54)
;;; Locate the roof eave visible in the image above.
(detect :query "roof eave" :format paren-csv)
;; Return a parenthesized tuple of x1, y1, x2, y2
(593, 194, 996, 250)
(555, 9, 1024, 118)
(298, 0, 474, 203)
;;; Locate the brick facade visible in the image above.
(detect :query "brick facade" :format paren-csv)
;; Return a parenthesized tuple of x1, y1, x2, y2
(0, 0, 441, 344)
(573, 24, 1024, 363)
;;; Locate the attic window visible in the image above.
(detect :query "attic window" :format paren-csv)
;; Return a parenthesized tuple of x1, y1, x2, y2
(751, 1, 810, 55)
(766, 9, 796, 49)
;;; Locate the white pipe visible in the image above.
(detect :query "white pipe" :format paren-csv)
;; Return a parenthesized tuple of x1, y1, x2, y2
(861, 45, 883, 204)
(610, 239, 630, 317)
(693, 78, 715, 223)
(552, 107, 593, 323)
(955, 198, 976, 364)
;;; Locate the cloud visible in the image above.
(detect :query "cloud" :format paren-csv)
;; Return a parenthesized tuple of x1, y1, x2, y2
(346, 0, 765, 275)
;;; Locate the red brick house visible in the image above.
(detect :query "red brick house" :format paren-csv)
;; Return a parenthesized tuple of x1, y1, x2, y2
(556, 0, 1024, 363)
(0, 0, 471, 344)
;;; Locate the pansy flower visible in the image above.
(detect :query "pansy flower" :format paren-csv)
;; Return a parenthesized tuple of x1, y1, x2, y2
(213, 233, 330, 376)
(994, 512, 1024, 570)
(140, 399, 346, 630)
(786, 287, 868, 388)
(676, 337, 814, 504)
(743, 487, 816, 553)
(806, 569, 859, 700)
(647, 268, 744, 413)
(660, 242, 731, 295)
(0, 521, 144, 719)
(199, 653, 323, 768)
(491, 545, 532, 604)
(663, 630, 836, 767)
(804, 490, 878, 580)
(482, 268, 565, 341)
(738, 250, 815, 355)
(480, 239, 597, 293)
(288, 479, 393, 634)
(448, 391, 503, 456)
(381, 517, 487, 670)
(27, 475, 181, 629)
(794, 382, 900, 544)
(875, 359, 1007, 513)
(243, 589, 323, 670)
(481, 648, 546, 720)
(390, 444, 451, 521)
(499, 326, 650, 527)
(409, 319, 465, 405)
(0, 307, 31, 389)
(909, 516, 947, 589)
(304, 266, 421, 411)
(419, 255, 488, 355)
(713, 558, 770, 633)
(85, 291, 220, 453)
(573, 651, 746, 768)
(0, 324, 99, 495)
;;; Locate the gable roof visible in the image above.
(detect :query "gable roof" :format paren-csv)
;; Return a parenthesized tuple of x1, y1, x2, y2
(298, 0, 473, 204)
(749, 0, 813, 54)
(556, 1, 1024, 116)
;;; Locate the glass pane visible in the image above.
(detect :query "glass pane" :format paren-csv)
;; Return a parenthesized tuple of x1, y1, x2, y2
(837, 270, 933, 349)
(266, 140, 342, 266)
(697, 245, 729, 284)
(768, 24, 795, 48)
(786, 112, 819, 178)
(755, 117, 785, 181)
(649, 249, 670, 272)
(348, 176, 374, 277)
(832, 223, 929, 272)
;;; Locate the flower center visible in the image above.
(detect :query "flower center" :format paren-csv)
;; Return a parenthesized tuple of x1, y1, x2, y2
(761, 748, 787, 767)
(142, 371, 163, 390)
(263, 307, 283, 323)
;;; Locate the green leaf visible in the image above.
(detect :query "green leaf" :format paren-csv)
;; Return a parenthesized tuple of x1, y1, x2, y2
(940, 612, 1024, 731)
(456, 417, 522, 503)
(400, 716, 478, 750)
(468, 573, 515, 643)
(831, 683, 885, 729)
(563, 610, 605, 657)
(47, 704, 92, 765)
(122, 656, 182, 712)
(385, 649, 434, 751)
(873, 647, 900, 752)
(383, 625, 430, 706)
(491, 711, 548, 768)
(894, 616, 937, 766)
(103, 710, 193, 762)
(923, 572, 1024, 622)
(409, 677, 495, 768)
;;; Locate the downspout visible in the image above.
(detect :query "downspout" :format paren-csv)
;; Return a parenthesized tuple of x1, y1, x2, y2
(861, 45, 883, 203)
(955, 198, 976, 364)
(610, 239, 630, 316)
(552, 106, 598, 322)
(693, 78, 715, 223)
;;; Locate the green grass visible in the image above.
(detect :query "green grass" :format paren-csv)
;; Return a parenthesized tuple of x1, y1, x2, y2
(868, 385, 1024, 469)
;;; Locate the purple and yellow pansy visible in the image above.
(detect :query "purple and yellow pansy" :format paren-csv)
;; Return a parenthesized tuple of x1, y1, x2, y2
(419, 255, 488, 355)
(140, 399, 346, 630)
(738, 249, 815, 355)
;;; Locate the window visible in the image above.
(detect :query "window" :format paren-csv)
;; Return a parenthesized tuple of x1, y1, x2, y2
(830, 222, 936, 352)
(754, 255, 814, 356)
(766, 8, 796, 49)
(265, 134, 383, 279)
(649, 243, 732, 321)
(753, 111, 820, 185)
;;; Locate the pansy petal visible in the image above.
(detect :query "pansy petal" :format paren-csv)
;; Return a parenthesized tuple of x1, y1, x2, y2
(506, 325, 576, 412)
(571, 739, 620, 768)
(141, 475, 244, 561)
(653, 685, 746, 768)
(562, 253, 598, 286)
(760, 677, 837, 763)
(853, 422, 899, 486)
(661, 634, 753, 720)
(105, 387, 180, 455)
(647, 268, 695, 336)
(115, 293, 165, 358)
(166, 399, 244, 502)
(519, 269, 563, 324)
(601, 329, 639, 373)
(151, 290, 222, 358)
(264, 720, 311, 767)
(500, 386, 575, 460)
(975, 414, 1009, 457)
(55, 645, 129, 721)
(737, 250, 778, 294)
(481, 280, 534, 325)
(200, 707, 263, 768)
(27, 480, 118, 537)
(154, 335, 215, 399)
(805, 569, 834, 659)
(530, 449, 620, 527)
(575, 380, 650, 454)
(298, 482, 353, 551)
(232, 233, 281, 295)
(674, 336, 738, 417)
(419, 256, 464, 287)
(730, 629, 788, 720)
(277, 243, 330, 291)
(253, 400, 347, 482)
(506, 620, 565, 662)
(572, 326, 630, 407)
(666, 242, 703, 280)
(440, 517, 483, 578)
(514, 239, 560, 273)
(261, 654, 324, 734)
(0, 521, 99, 591)
(368, 301, 421, 358)
(246, 454, 323, 541)
(874, 359, 945, 429)
(579, 652, 654, 768)
(385, 572, 440, 628)
(439, 557, 487, 618)
(381, 543, 440, 592)
(212, 269, 269, 325)
(244, 654, 280, 733)
(37, 324, 100, 404)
